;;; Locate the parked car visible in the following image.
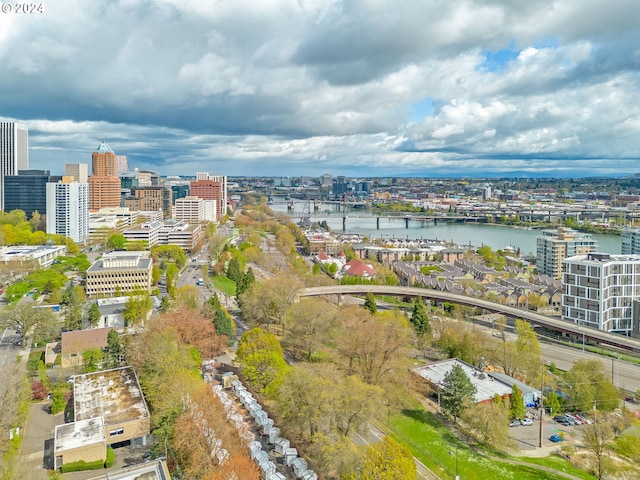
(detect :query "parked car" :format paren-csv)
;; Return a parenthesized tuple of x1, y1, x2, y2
(509, 420, 521, 427)
(562, 414, 578, 426)
(521, 418, 534, 426)
(575, 413, 592, 425)
(549, 434, 563, 443)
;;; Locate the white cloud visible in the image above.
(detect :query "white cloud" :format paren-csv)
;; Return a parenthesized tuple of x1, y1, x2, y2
(0, 0, 638, 177)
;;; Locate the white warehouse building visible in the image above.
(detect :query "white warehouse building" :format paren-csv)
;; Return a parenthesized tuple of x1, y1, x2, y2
(562, 253, 640, 336)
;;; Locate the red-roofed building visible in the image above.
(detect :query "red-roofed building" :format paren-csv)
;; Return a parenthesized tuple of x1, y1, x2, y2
(341, 258, 376, 279)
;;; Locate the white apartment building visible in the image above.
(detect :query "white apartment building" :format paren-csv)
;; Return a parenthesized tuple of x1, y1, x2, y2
(537, 227, 598, 279)
(621, 229, 640, 255)
(46, 179, 89, 244)
(562, 253, 640, 335)
(85, 251, 152, 298)
(0, 245, 67, 269)
(174, 196, 204, 222)
(0, 122, 29, 212)
(158, 220, 204, 253)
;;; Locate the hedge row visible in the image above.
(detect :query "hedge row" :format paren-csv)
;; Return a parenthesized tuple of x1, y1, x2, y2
(61, 458, 104, 473)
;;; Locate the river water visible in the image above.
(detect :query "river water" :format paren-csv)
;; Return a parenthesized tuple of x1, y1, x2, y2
(270, 203, 622, 256)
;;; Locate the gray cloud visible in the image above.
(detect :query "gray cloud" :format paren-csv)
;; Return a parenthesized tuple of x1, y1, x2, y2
(0, 0, 638, 177)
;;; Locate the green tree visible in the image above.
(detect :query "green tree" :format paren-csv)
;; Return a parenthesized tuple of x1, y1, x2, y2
(82, 347, 103, 373)
(123, 294, 152, 326)
(514, 319, 541, 382)
(159, 295, 170, 313)
(151, 264, 162, 285)
(545, 391, 562, 415)
(104, 329, 124, 368)
(440, 363, 477, 422)
(463, 402, 510, 450)
(226, 258, 243, 284)
(236, 267, 255, 296)
(236, 327, 288, 393)
(88, 302, 101, 327)
(363, 292, 377, 314)
(213, 308, 234, 340)
(509, 384, 526, 420)
(410, 298, 431, 343)
(106, 233, 127, 250)
(0, 302, 58, 347)
(357, 436, 416, 480)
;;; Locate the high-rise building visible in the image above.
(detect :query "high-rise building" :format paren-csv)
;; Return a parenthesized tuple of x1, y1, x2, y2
(320, 173, 332, 187)
(562, 253, 640, 335)
(88, 142, 121, 211)
(64, 163, 89, 183)
(46, 177, 89, 244)
(191, 172, 227, 219)
(124, 186, 172, 217)
(0, 122, 29, 212)
(622, 229, 640, 255)
(536, 227, 598, 279)
(4, 170, 62, 217)
(115, 155, 128, 175)
(171, 184, 190, 203)
(174, 196, 205, 222)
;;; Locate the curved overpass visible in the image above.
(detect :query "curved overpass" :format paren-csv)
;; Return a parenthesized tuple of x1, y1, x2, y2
(299, 285, 640, 353)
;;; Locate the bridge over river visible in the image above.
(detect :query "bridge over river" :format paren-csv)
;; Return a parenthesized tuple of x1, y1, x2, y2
(299, 285, 640, 353)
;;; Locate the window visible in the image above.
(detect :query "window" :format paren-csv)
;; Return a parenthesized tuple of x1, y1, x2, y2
(109, 428, 124, 437)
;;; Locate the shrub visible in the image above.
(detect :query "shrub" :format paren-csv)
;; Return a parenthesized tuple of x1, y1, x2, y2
(105, 447, 115, 468)
(61, 458, 105, 472)
(50, 389, 66, 415)
(31, 381, 49, 401)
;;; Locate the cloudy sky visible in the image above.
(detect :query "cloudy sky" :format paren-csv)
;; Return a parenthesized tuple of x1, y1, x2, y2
(1, 0, 640, 178)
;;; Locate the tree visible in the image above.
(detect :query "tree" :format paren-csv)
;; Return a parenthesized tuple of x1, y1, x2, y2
(514, 319, 541, 382)
(336, 307, 410, 384)
(123, 293, 152, 326)
(362, 292, 377, 314)
(106, 233, 127, 250)
(410, 298, 431, 357)
(565, 360, 619, 412)
(545, 391, 562, 415)
(104, 329, 124, 368)
(440, 363, 477, 422)
(88, 302, 101, 328)
(356, 436, 416, 480)
(509, 384, 526, 420)
(159, 295, 170, 313)
(226, 257, 243, 284)
(238, 272, 301, 334)
(82, 348, 103, 373)
(0, 302, 58, 347)
(462, 402, 511, 450)
(236, 267, 255, 296)
(285, 297, 335, 361)
(582, 411, 615, 479)
(213, 308, 234, 340)
(236, 327, 288, 393)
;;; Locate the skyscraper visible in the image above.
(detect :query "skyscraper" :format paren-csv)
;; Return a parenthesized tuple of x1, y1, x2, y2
(46, 177, 89, 244)
(64, 163, 89, 183)
(88, 142, 121, 211)
(0, 122, 29, 212)
(4, 170, 62, 217)
(191, 172, 227, 219)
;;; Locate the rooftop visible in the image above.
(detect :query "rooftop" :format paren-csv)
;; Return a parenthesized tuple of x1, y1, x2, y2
(74, 366, 149, 425)
(85, 459, 170, 480)
(54, 417, 105, 453)
(412, 358, 512, 403)
(95, 142, 114, 154)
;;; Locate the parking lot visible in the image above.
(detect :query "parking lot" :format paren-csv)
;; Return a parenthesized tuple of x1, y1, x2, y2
(509, 413, 583, 451)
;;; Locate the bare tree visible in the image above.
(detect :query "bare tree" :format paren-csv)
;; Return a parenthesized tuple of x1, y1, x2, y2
(0, 301, 57, 347)
(582, 411, 615, 479)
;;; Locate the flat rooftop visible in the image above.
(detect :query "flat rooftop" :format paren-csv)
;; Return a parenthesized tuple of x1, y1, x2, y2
(85, 460, 170, 480)
(74, 367, 149, 425)
(412, 358, 512, 403)
(54, 417, 105, 453)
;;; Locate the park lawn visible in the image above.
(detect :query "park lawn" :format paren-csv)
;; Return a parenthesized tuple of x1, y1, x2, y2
(210, 275, 236, 296)
(391, 407, 594, 480)
(513, 456, 597, 480)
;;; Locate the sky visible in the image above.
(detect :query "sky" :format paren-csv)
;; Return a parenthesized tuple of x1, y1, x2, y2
(1, 0, 640, 178)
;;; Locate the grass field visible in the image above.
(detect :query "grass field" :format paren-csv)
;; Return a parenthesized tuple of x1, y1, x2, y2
(210, 275, 236, 296)
(391, 407, 597, 480)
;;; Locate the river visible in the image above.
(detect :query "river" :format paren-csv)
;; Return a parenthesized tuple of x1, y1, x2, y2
(270, 203, 621, 256)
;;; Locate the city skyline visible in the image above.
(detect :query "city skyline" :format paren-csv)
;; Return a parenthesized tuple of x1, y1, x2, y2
(1, 1, 639, 177)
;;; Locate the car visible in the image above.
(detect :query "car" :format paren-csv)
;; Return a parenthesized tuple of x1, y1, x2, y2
(562, 414, 578, 426)
(568, 414, 583, 425)
(575, 413, 592, 425)
(509, 420, 521, 427)
(549, 434, 563, 443)
(521, 418, 534, 426)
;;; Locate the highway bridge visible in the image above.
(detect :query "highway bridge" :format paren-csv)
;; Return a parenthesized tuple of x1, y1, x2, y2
(298, 285, 640, 353)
